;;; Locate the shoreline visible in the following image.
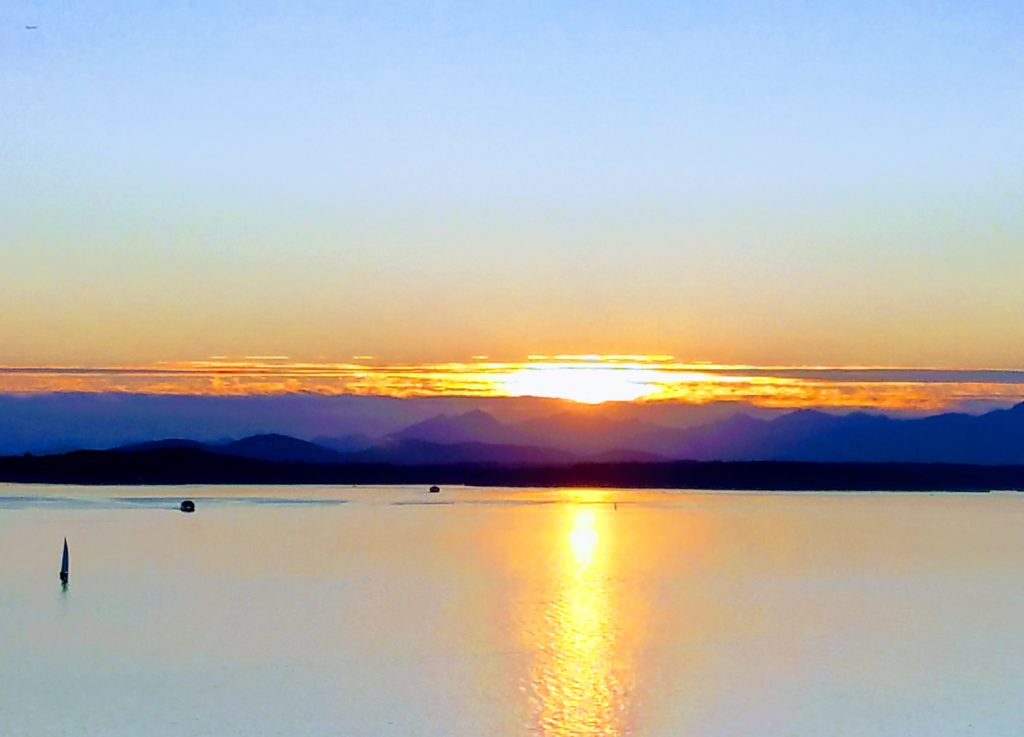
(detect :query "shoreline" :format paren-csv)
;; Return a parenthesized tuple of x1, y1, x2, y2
(1, 448, 1022, 491)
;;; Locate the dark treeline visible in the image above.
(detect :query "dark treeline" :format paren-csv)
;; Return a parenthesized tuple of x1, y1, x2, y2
(2, 447, 1024, 490)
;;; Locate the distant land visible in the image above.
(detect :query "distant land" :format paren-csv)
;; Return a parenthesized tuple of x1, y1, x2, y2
(2, 395, 1023, 466)
(4, 401, 1024, 489)
(0, 393, 775, 456)
(2, 446, 1024, 491)
(380, 402, 1024, 465)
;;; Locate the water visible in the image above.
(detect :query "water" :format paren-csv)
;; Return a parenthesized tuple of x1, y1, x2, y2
(2, 484, 1024, 737)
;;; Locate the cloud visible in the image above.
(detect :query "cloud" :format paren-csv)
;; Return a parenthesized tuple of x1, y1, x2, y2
(0, 357, 1023, 411)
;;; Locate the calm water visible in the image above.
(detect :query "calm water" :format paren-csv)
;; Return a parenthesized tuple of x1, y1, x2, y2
(3, 484, 1024, 737)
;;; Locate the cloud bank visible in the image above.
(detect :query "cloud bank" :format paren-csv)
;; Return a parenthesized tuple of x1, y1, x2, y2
(1, 356, 1023, 412)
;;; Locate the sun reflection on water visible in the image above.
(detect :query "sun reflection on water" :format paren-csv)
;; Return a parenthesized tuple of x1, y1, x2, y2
(532, 505, 628, 737)
(568, 509, 599, 568)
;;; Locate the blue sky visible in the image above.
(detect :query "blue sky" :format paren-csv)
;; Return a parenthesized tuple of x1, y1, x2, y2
(2, 1, 1022, 367)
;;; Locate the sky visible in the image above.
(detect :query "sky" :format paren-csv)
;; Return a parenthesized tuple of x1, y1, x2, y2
(2, 2, 1023, 399)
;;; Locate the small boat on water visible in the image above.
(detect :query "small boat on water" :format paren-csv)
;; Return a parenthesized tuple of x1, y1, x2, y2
(180, 499, 195, 513)
(59, 538, 69, 585)
(429, 485, 441, 494)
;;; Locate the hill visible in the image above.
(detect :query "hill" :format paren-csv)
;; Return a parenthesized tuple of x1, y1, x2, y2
(2, 447, 1024, 490)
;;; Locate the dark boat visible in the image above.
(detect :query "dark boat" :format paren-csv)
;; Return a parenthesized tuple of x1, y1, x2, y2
(59, 538, 69, 584)
(180, 499, 195, 513)
(429, 485, 440, 493)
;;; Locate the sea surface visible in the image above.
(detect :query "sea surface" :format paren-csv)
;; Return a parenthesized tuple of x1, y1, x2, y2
(2, 484, 1023, 737)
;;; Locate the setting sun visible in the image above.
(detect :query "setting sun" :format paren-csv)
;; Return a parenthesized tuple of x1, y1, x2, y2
(500, 363, 664, 404)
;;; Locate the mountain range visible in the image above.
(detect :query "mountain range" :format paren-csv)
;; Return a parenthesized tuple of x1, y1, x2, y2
(0, 393, 777, 456)
(96, 401, 1024, 466)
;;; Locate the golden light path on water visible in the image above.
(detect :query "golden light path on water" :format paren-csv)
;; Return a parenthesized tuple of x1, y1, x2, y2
(531, 504, 628, 737)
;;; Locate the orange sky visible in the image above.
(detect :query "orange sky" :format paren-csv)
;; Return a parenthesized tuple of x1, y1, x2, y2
(3, 5, 1022, 388)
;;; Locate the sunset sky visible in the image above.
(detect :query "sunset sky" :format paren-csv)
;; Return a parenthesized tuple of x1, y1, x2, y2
(3, 2, 1022, 406)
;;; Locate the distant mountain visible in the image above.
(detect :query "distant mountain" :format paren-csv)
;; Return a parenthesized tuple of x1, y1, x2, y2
(656, 412, 829, 460)
(83, 401, 1024, 466)
(660, 403, 1024, 464)
(218, 434, 345, 464)
(116, 432, 577, 467)
(117, 434, 345, 464)
(0, 392, 600, 456)
(391, 409, 534, 446)
(374, 401, 1024, 465)
(394, 407, 671, 455)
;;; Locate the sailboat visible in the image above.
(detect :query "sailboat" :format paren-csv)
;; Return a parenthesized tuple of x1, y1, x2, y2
(59, 538, 69, 585)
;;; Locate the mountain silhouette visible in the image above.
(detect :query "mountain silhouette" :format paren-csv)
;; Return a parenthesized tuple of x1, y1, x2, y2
(369, 401, 1024, 464)
(118, 434, 344, 464)
(219, 434, 345, 463)
(390, 407, 671, 454)
(661, 403, 1024, 464)
(74, 400, 1024, 466)
(391, 409, 534, 446)
(117, 432, 576, 467)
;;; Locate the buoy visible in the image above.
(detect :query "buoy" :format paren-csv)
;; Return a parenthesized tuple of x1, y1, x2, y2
(180, 499, 195, 513)
(429, 485, 440, 494)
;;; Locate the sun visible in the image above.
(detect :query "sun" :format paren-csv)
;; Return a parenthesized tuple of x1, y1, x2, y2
(499, 363, 663, 404)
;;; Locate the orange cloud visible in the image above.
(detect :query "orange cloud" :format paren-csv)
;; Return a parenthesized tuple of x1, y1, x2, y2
(1, 356, 1023, 411)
